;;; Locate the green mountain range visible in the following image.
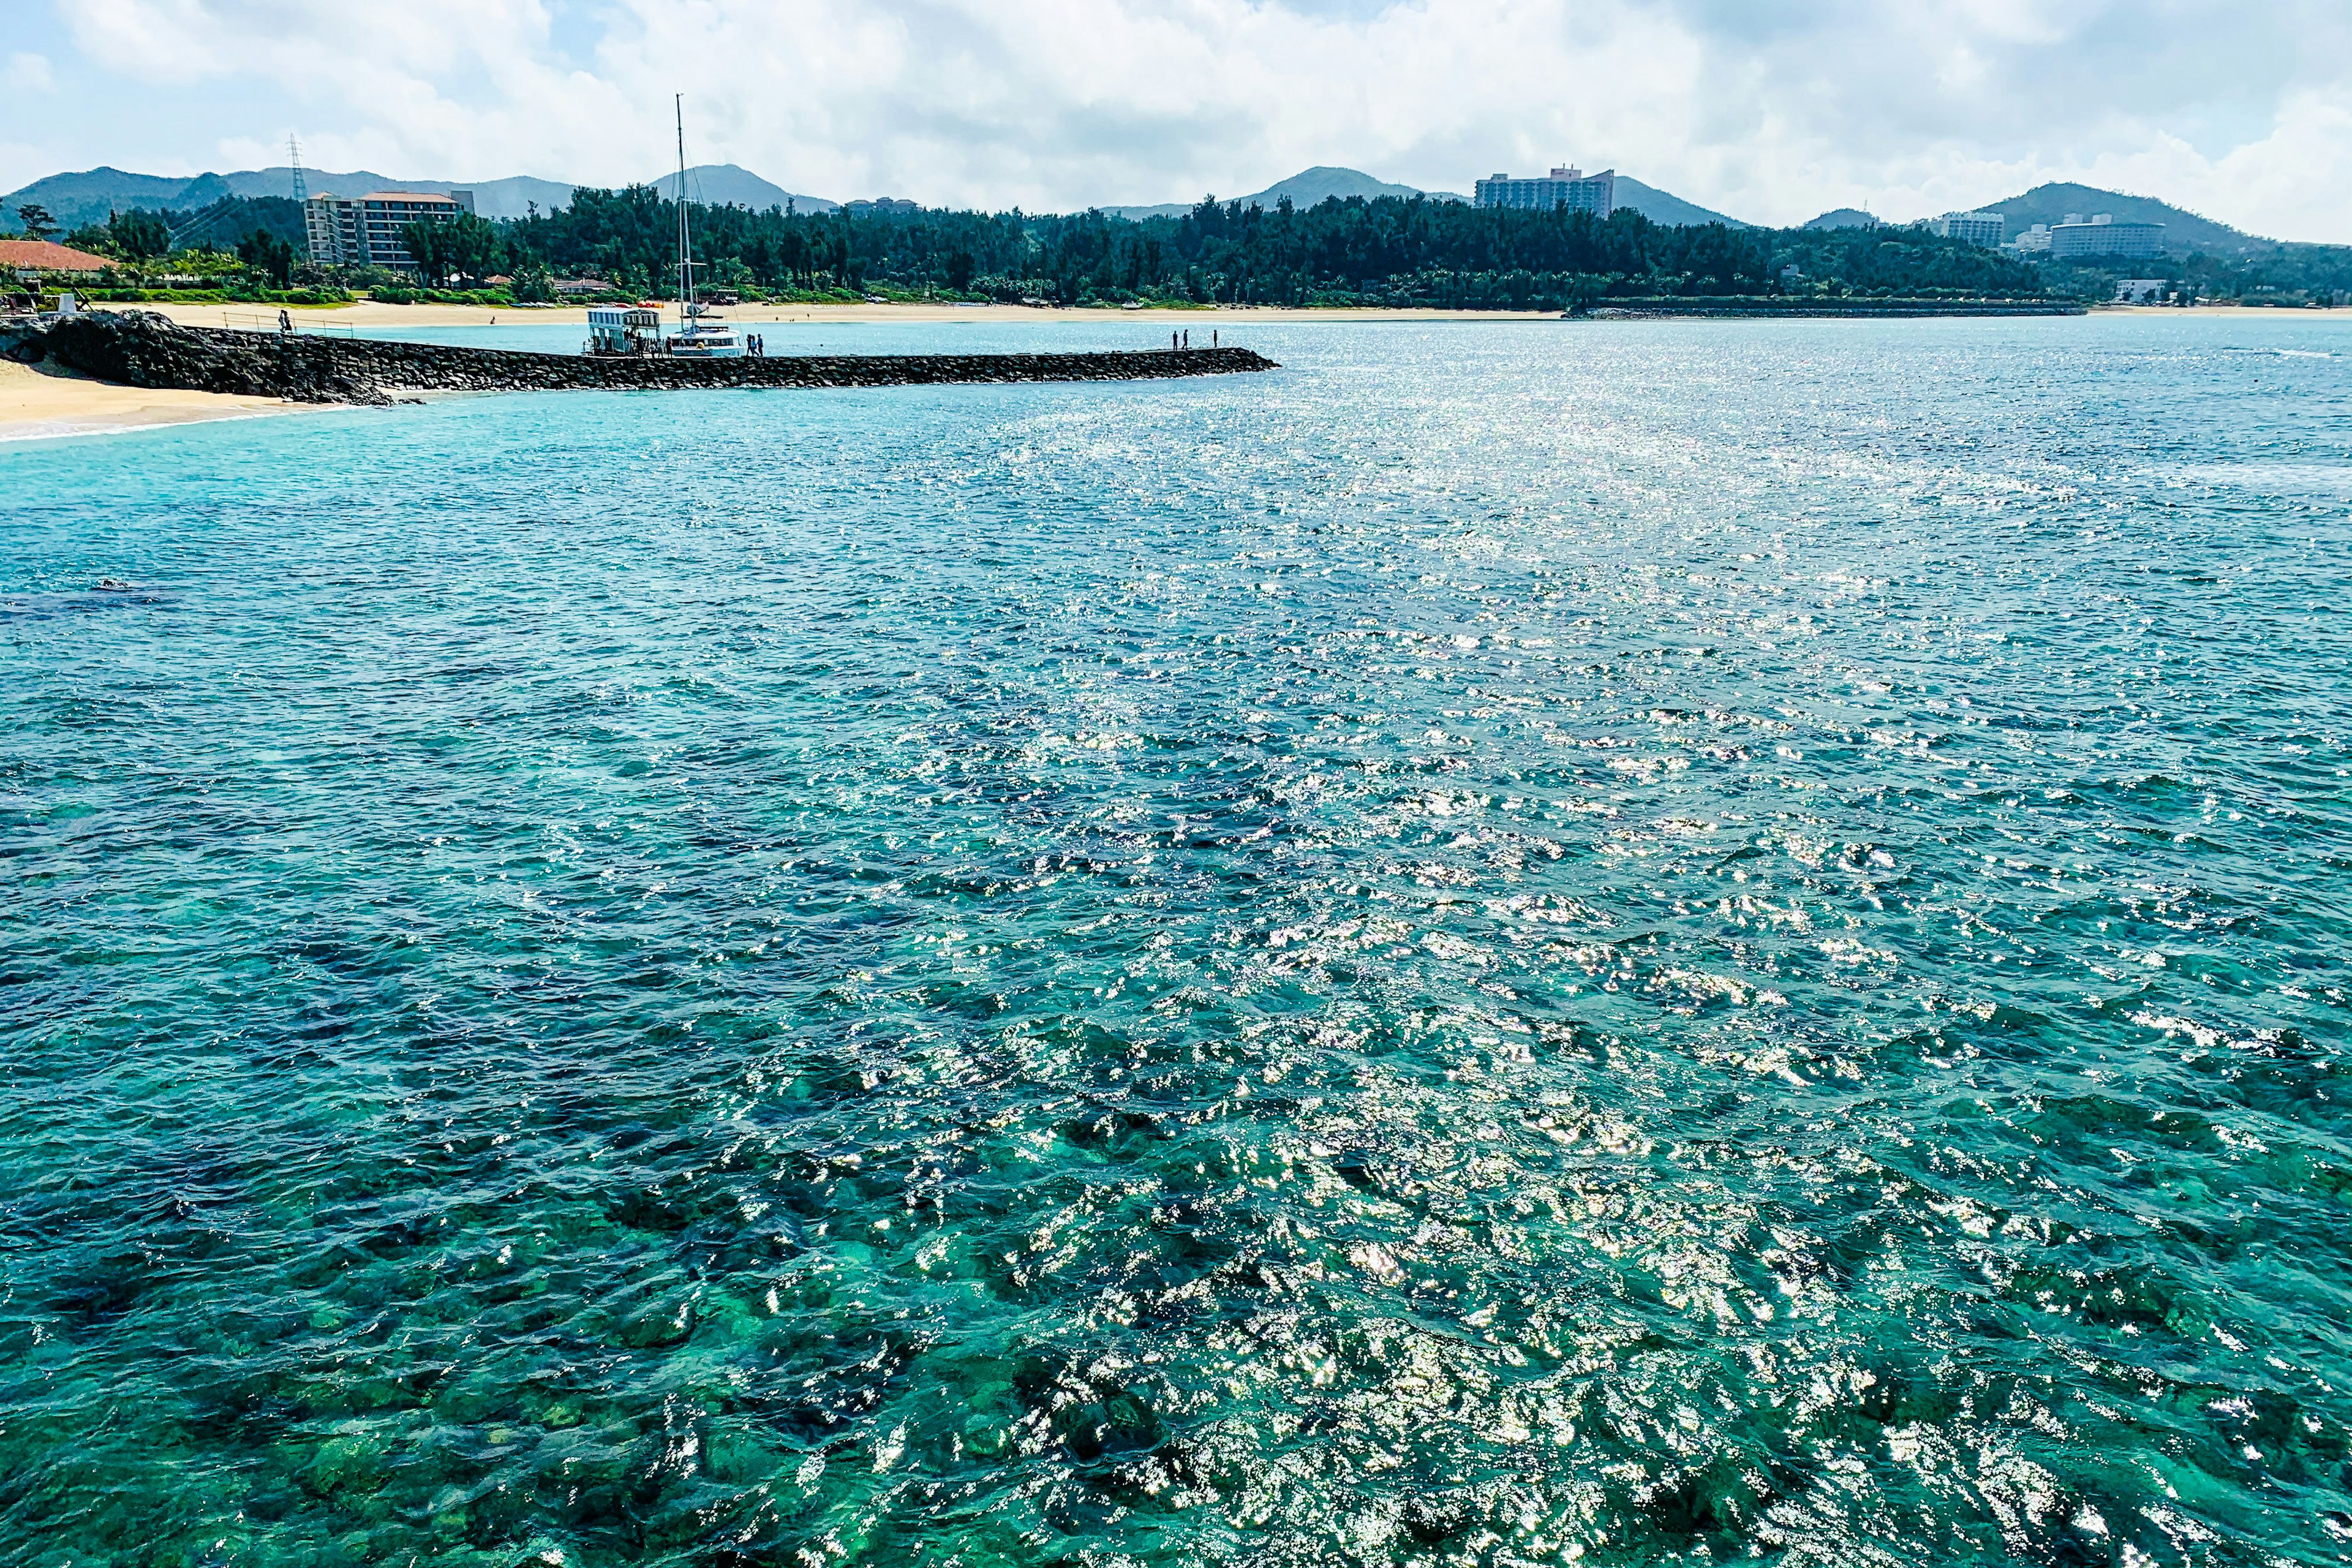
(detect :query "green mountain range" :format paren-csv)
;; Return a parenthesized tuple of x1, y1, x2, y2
(1612, 176, 1746, 228)
(648, 164, 837, 214)
(1801, 186, 2285, 255)
(3, 163, 2310, 254)
(0, 165, 831, 228)
(8, 160, 1749, 234)
(1104, 167, 1447, 220)
(1106, 167, 1745, 227)
(1976, 183, 2260, 253)
(0, 166, 576, 227)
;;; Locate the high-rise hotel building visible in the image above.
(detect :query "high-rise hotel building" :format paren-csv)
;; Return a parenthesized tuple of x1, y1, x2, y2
(304, 190, 475, 270)
(1928, 210, 2007, 247)
(1474, 167, 1616, 218)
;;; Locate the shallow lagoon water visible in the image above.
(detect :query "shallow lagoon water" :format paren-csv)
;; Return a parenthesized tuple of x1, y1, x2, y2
(4, 317, 2351, 1566)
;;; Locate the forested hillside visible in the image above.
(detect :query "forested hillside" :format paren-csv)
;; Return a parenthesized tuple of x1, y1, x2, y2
(27, 182, 2349, 308)
(506, 187, 2046, 309)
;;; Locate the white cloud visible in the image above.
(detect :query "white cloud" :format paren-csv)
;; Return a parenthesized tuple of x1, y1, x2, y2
(2056, 91, 2352, 245)
(34, 0, 2352, 239)
(6, 51, 55, 92)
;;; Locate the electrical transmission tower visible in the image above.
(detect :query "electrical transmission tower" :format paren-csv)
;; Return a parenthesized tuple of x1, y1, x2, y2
(288, 135, 307, 203)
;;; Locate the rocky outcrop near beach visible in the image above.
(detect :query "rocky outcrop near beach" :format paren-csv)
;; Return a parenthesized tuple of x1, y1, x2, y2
(1, 311, 1278, 405)
(4, 311, 394, 404)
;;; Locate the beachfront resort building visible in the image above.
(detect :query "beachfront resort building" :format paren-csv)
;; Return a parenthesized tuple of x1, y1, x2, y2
(304, 190, 476, 270)
(1475, 167, 1615, 218)
(0, 239, 113, 276)
(1928, 210, 2005, 247)
(2046, 213, 2165, 259)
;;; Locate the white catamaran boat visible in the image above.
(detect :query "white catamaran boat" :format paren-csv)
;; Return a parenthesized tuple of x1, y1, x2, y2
(663, 96, 744, 360)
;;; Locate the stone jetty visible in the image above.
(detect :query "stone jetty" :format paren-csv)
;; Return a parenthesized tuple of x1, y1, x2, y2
(1, 311, 1278, 407)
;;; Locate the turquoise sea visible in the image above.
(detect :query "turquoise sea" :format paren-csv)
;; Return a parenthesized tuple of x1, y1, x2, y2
(4, 316, 2350, 1567)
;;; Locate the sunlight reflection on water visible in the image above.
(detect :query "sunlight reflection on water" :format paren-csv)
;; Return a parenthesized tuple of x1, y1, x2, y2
(2, 314, 2349, 1566)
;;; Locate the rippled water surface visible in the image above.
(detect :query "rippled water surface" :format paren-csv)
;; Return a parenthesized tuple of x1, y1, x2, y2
(5, 317, 2351, 1567)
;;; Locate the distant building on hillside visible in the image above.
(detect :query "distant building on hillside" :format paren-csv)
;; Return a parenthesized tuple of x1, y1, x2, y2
(2113, 279, 2169, 304)
(1928, 210, 2005, 247)
(304, 190, 476, 270)
(845, 198, 921, 216)
(2006, 224, 2054, 255)
(2048, 213, 2164, 259)
(1475, 167, 1615, 218)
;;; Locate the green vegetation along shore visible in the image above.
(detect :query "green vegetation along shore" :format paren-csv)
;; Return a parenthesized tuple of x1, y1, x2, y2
(23, 186, 2352, 312)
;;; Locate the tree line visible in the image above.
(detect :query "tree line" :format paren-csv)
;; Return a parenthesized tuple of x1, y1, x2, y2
(28, 186, 2352, 307)
(34, 195, 310, 290)
(488, 187, 2055, 308)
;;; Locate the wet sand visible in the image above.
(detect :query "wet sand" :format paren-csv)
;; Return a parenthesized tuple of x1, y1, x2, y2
(0, 357, 308, 442)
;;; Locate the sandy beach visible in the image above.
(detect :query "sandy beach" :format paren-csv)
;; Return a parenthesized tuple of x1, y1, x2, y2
(132, 300, 2352, 334)
(7, 300, 2339, 443)
(2106, 303, 2352, 317)
(136, 300, 1560, 331)
(0, 356, 309, 443)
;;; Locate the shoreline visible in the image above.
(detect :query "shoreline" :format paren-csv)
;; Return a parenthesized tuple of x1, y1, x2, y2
(11, 314, 1280, 422)
(121, 300, 2352, 333)
(135, 301, 1573, 330)
(2103, 303, 2352, 316)
(0, 357, 311, 443)
(7, 300, 2343, 442)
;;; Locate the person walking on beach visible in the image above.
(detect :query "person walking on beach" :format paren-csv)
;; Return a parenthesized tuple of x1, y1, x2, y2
(1182, 329, 1189, 350)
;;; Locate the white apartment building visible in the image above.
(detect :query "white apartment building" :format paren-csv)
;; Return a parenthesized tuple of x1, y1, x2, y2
(1474, 167, 1616, 218)
(1929, 210, 2005, 247)
(304, 190, 476, 270)
(2048, 213, 2165, 260)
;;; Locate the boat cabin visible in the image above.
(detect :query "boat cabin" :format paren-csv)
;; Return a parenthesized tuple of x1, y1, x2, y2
(663, 302, 744, 358)
(587, 306, 662, 356)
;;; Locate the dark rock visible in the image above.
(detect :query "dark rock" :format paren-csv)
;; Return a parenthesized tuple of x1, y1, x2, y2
(39, 311, 392, 404)
(22, 311, 1280, 405)
(1, 317, 48, 363)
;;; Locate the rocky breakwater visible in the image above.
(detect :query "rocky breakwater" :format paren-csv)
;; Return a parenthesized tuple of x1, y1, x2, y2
(4, 310, 392, 404)
(4, 311, 1278, 404)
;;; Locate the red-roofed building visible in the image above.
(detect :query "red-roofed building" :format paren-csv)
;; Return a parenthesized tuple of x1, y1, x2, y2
(0, 239, 113, 274)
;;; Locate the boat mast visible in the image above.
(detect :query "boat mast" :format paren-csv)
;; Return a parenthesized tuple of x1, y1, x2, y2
(674, 94, 694, 319)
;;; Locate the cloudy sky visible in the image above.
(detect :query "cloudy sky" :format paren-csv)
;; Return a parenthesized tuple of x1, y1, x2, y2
(4, 0, 2348, 239)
